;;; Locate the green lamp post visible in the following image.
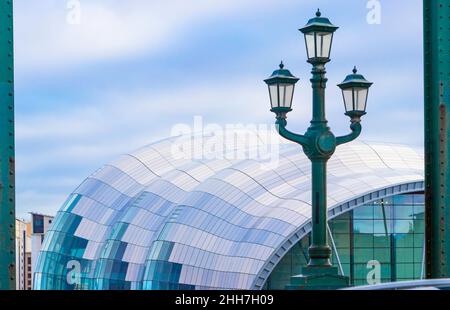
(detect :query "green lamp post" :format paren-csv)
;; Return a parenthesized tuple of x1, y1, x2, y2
(264, 10, 373, 290)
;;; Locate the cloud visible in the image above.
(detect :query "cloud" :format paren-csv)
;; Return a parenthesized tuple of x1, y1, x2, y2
(16, 190, 68, 219)
(14, 0, 278, 72)
(14, 76, 276, 218)
(14, 0, 425, 219)
(15, 77, 269, 176)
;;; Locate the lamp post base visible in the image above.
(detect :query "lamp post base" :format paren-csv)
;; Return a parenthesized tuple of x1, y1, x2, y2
(286, 266, 350, 290)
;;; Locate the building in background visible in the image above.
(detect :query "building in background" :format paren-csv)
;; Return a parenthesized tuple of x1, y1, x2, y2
(25, 251, 32, 290)
(32, 133, 425, 290)
(15, 214, 54, 290)
(30, 213, 54, 280)
(15, 219, 31, 290)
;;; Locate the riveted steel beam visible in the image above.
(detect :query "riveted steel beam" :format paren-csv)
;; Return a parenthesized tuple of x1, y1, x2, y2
(424, 0, 450, 279)
(0, 0, 15, 290)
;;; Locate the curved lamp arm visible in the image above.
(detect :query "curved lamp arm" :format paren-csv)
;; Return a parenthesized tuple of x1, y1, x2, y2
(336, 121, 362, 146)
(275, 118, 311, 147)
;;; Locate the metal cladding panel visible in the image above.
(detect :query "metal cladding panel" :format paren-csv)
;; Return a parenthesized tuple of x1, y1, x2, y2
(32, 134, 425, 290)
(0, 0, 15, 290)
(424, 0, 450, 279)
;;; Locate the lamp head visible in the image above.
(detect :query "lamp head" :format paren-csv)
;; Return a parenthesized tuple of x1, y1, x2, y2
(264, 62, 299, 118)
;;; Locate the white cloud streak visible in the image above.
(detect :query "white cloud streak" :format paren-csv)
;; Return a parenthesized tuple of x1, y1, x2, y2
(14, 0, 278, 72)
(14, 0, 424, 218)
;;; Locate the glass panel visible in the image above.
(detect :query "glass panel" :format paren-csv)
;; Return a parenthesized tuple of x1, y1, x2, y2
(329, 219, 349, 234)
(354, 248, 373, 263)
(33, 214, 44, 234)
(305, 33, 316, 59)
(396, 248, 414, 263)
(341, 264, 351, 276)
(396, 263, 414, 279)
(282, 84, 294, 108)
(354, 220, 373, 234)
(374, 220, 389, 234)
(353, 205, 373, 219)
(412, 220, 424, 233)
(354, 279, 368, 286)
(354, 234, 374, 248)
(413, 205, 425, 219)
(414, 234, 424, 248)
(394, 220, 414, 234)
(374, 248, 391, 263)
(413, 194, 425, 205)
(336, 247, 350, 264)
(342, 89, 354, 112)
(279, 84, 286, 108)
(355, 263, 383, 282)
(355, 87, 368, 111)
(269, 84, 278, 108)
(380, 264, 392, 280)
(373, 234, 390, 248)
(414, 248, 424, 263)
(317, 32, 333, 58)
(413, 263, 423, 278)
(334, 233, 350, 248)
(373, 204, 385, 220)
(393, 194, 414, 205)
(382, 204, 393, 220)
(383, 196, 394, 205)
(394, 205, 414, 219)
(395, 234, 414, 248)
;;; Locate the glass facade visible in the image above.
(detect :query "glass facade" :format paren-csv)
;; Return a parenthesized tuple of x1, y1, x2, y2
(265, 193, 425, 289)
(33, 133, 424, 290)
(32, 215, 44, 234)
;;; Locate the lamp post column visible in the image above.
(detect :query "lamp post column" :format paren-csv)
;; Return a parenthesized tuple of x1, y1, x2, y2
(306, 63, 333, 268)
(309, 159, 332, 267)
(310, 64, 327, 125)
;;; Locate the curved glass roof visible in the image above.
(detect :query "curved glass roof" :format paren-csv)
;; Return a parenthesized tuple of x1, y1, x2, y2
(34, 131, 424, 290)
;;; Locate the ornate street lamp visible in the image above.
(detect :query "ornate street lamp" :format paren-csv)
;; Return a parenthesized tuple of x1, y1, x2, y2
(264, 61, 299, 119)
(338, 66, 373, 121)
(300, 9, 338, 64)
(264, 10, 373, 290)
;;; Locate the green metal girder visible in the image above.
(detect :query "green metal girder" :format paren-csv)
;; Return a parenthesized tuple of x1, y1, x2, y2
(0, 0, 15, 290)
(424, 0, 450, 279)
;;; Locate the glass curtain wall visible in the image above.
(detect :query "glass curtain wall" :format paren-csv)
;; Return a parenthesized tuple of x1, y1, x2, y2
(265, 193, 425, 289)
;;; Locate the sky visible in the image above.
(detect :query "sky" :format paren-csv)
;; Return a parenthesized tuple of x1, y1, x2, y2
(13, 0, 424, 219)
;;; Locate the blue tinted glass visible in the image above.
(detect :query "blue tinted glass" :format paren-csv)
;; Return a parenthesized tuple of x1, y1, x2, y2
(33, 215, 44, 234)
(396, 248, 414, 263)
(393, 194, 414, 205)
(374, 248, 391, 263)
(394, 220, 414, 234)
(374, 220, 389, 234)
(353, 205, 373, 219)
(413, 205, 425, 218)
(395, 234, 414, 248)
(354, 220, 373, 234)
(394, 205, 414, 219)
